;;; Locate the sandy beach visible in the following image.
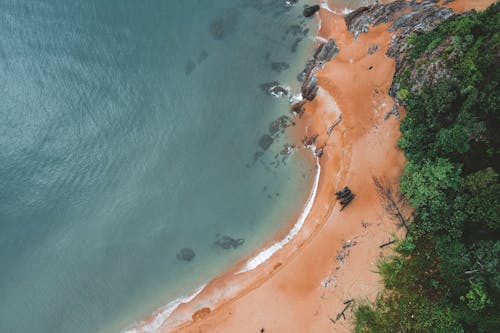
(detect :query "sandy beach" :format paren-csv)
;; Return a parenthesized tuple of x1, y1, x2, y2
(127, 1, 495, 332)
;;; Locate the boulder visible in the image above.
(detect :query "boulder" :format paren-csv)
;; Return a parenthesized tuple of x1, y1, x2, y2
(303, 5, 320, 18)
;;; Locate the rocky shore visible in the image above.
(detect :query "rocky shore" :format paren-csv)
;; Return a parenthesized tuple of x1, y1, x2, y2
(126, 1, 495, 332)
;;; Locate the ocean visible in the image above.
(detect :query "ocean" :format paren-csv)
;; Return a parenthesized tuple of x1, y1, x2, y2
(0, 1, 318, 332)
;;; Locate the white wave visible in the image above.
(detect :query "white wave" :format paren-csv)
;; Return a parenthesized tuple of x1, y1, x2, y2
(237, 157, 321, 273)
(315, 36, 329, 43)
(123, 284, 206, 333)
(342, 8, 354, 15)
(320, 1, 336, 14)
(289, 93, 303, 104)
(319, 1, 354, 15)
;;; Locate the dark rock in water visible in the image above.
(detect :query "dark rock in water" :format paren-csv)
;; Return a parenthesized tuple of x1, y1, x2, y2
(259, 134, 274, 150)
(281, 144, 295, 155)
(253, 151, 264, 163)
(271, 62, 290, 73)
(269, 115, 292, 135)
(303, 5, 320, 18)
(215, 235, 245, 250)
(260, 81, 289, 98)
(210, 8, 240, 40)
(291, 38, 301, 53)
(368, 44, 379, 55)
(302, 134, 318, 147)
(176, 248, 196, 262)
(185, 60, 195, 75)
(197, 50, 208, 64)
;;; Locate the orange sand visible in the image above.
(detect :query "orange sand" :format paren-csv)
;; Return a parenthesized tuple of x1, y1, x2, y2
(128, 1, 495, 332)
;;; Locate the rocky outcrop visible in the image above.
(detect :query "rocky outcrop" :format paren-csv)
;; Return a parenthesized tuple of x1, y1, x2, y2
(343, 0, 456, 98)
(303, 5, 320, 17)
(298, 39, 339, 101)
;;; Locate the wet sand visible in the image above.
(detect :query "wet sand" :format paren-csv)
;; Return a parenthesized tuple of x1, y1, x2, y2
(129, 1, 495, 332)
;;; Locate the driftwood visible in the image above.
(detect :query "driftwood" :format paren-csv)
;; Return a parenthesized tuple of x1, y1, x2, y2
(336, 186, 355, 210)
(379, 239, 396, 248)
(335, 299, 354, 321)
(327, 114, 342, 136)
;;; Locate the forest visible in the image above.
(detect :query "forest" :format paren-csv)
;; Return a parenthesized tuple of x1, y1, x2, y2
(354, 3, 499, 332)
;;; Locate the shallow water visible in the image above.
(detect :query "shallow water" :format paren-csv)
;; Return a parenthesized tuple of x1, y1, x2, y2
(0, 1, 322, 332)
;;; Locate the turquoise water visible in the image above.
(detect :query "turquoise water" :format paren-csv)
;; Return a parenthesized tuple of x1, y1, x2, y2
(0, 1, 320, 332)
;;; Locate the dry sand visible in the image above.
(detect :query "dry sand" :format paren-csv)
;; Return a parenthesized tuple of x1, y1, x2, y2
(129, 1, 495, 332)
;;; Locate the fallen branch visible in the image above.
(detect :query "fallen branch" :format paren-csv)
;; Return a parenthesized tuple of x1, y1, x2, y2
(327, 114, 342, 136)
(379, 239, 396, 248)
(335, 299, 353, 321)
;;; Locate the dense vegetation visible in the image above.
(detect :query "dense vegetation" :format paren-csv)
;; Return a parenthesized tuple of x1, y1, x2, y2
(354, 4, 499, 332)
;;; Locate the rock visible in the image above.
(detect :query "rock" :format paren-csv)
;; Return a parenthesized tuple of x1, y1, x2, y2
(215, 235, 245, 250)
(290, 100, 306, 116)
(303, 5, 320, 18)
(340, 0, 456, 99)
(269, 115, 292, 135)
(260, 81, 290, 98)
(298, 39, 339, 101)
(301, 74, 318, 101)
(368, 44, 379, 55)
(313, 39, 339, 63)
(344, 6, 370, 37)
(259, 134, 274, 150)
(271, 61, 290, 73)
(302, 134, 318, 147)
(281, 144, 295, 155)
(176, 248, 196, 262)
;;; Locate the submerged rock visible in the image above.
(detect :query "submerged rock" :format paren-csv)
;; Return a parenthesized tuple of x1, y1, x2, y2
(185, 60, 195, 75)
(209, 8, 240, 40)
(260, 81, 290, 98)
(269, 115, 292, 135)
(271, 61, 290, 73)
(215, 235, 245, 250)
(197, 49, 208, 64)
(259, 134, 274, 150)
(176, 248, 196, 262)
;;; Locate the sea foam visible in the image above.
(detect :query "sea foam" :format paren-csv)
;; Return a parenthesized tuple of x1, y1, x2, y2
(123, 284, 206, 333)
(237, 157, 321, 273)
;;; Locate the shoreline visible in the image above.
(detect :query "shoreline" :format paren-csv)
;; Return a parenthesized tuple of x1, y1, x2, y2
(126, 1, 494, 332)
